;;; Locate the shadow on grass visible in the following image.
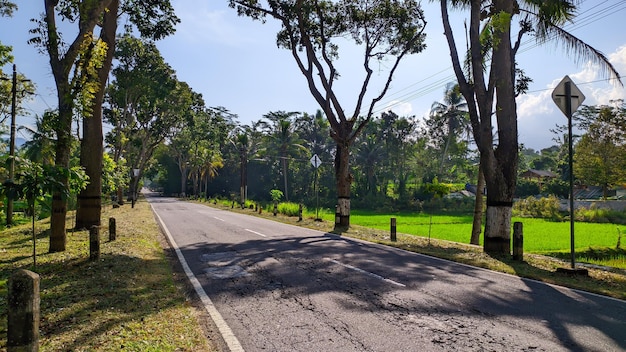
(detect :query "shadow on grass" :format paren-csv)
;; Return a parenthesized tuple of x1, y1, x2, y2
(0, 241, 187, 351)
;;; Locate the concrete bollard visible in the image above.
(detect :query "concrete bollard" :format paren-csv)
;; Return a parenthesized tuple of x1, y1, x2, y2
(390, 217, 397, 242)
(335, 205, 340, 226)
(273, 203, 278, 216)
(513, 222, 523, 261)
(298, 204, 303, 221)
(108, 217, 116, 242)
(89, 226, 100, 261)
(259, 206, 262, 214)
(8, 269, 40, 352)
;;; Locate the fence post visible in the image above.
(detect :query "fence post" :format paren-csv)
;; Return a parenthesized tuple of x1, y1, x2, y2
(390, 217, 397, 242)
(8, 269, 40, 352)
(108, 217, 116, 242)
(335, 205, 340, 226)
(90, 226, 100, 261)
(273, 203, 278, 216)
(513, 222, 523, 261)
(298, 204, 303, 221)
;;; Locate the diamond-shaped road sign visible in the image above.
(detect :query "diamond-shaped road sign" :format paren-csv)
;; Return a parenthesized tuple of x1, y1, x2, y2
(551, 75, 585, 117)
(310, 154, 322, 168)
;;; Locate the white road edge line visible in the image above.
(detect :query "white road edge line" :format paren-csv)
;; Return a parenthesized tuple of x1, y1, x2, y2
(245, 229, 267, 237)
(326, 258, 406, 288)
(151, 205, 245, 352)
(213, 217, 225, 221)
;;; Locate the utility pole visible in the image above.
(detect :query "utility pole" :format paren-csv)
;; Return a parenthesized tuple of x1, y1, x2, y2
(6, 64, 17, 226)
(2, 64, 32, 226)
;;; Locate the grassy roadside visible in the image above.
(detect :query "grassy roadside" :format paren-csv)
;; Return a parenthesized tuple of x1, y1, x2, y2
(203, 199, 626, 301)
(1, 198, 217, 352)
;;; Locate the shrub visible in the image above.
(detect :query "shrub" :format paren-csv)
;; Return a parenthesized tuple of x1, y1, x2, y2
(270, 189, 284, 203)
(575, 207, 626, 224)
(513, 196, 563, 220)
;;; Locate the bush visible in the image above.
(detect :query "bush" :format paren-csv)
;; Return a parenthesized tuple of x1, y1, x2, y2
(513, 196, 563, 220)
(575, 207, 626, 224)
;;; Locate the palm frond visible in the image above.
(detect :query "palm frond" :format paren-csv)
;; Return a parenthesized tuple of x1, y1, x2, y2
(543, 24, 622, 85)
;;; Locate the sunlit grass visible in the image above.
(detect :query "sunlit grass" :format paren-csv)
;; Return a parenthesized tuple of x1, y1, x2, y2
(0, 199, 215, 351)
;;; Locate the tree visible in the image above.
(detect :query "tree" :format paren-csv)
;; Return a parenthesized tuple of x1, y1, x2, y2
(429, 82, 470, 179)
(230, 0, 427, 228)
(76, 0, 178, 229)
(439, 0, 621, 254)
(106, 35, 193, 201)
(260, 111, 306, 202)
(19, 111, 57, 166)
(29, 0, 113, 252)
(574, 102, 626, 198)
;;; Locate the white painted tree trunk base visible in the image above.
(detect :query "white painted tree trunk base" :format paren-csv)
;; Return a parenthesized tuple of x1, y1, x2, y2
(484, 205, 512, 254)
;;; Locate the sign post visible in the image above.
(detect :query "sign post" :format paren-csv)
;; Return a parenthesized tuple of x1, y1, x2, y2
(551, 75, 586, 273)
(310, 154, 322, 220)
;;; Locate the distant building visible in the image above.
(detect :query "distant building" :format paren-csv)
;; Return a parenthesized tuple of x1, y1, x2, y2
(520, 169, 557, 191)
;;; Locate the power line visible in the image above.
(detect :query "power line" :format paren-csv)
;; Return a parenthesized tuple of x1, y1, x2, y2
(368, 0, 626, 117)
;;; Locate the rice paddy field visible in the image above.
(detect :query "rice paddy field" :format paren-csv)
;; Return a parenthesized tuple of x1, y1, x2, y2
(313, 209, 626, 269)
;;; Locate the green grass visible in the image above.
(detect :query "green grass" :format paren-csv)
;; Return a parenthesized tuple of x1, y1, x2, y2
(0, 199, 215, 352)
(309, 209, 626, 269)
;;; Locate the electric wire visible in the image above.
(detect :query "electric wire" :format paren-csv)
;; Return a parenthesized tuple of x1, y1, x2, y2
(368, 0, 626, 117)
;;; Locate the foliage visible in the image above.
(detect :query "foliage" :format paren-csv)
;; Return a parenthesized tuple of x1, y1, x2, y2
(573, 102, 626, 198)
(102, 153, 127, 196)
(515, 179, 540, 198)
(575, 207, 626, 225)
(415, 178, 452, 200)
(513, 196, 563, 221)
(270, 189, 284, 203)
(277, 202, 303, 217)
(230, 0, 428, 226)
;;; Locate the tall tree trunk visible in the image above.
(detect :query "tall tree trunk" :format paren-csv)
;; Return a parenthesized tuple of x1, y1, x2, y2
(76, 0, 118, 229)
(470, 162, 484, 245)
(335, 141, 351, 228)
(49, 97, 72, 252)
(282, 156, 289, 201)
(482, 0, 518, 255)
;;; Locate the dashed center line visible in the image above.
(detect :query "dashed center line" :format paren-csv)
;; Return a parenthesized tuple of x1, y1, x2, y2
(245, 229, 267, 237)
(325, 258, 406, 287)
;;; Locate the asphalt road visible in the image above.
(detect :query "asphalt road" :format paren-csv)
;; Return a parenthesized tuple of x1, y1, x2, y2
(148, 196, 626, 352)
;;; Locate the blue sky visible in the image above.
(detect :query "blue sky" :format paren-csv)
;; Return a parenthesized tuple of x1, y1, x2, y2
(1, 0, 625, 151)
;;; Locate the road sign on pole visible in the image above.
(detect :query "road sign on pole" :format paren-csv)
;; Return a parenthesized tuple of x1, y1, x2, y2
(551, 75, 585, 118)
(551, 76, 587, 274)
(310, 154, 322, 168)
(310, 154, 322, 220)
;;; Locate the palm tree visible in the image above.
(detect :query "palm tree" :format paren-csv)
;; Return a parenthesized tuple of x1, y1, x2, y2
(429, 82, 470, 178)
(19, 111, 57, 166)
(355, 134, 385, 195)
(262, 111, 307, 202)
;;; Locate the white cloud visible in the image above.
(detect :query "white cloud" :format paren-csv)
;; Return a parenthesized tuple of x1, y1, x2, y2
(517, 89, 553, 120)
(380, 101, 414, 117)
